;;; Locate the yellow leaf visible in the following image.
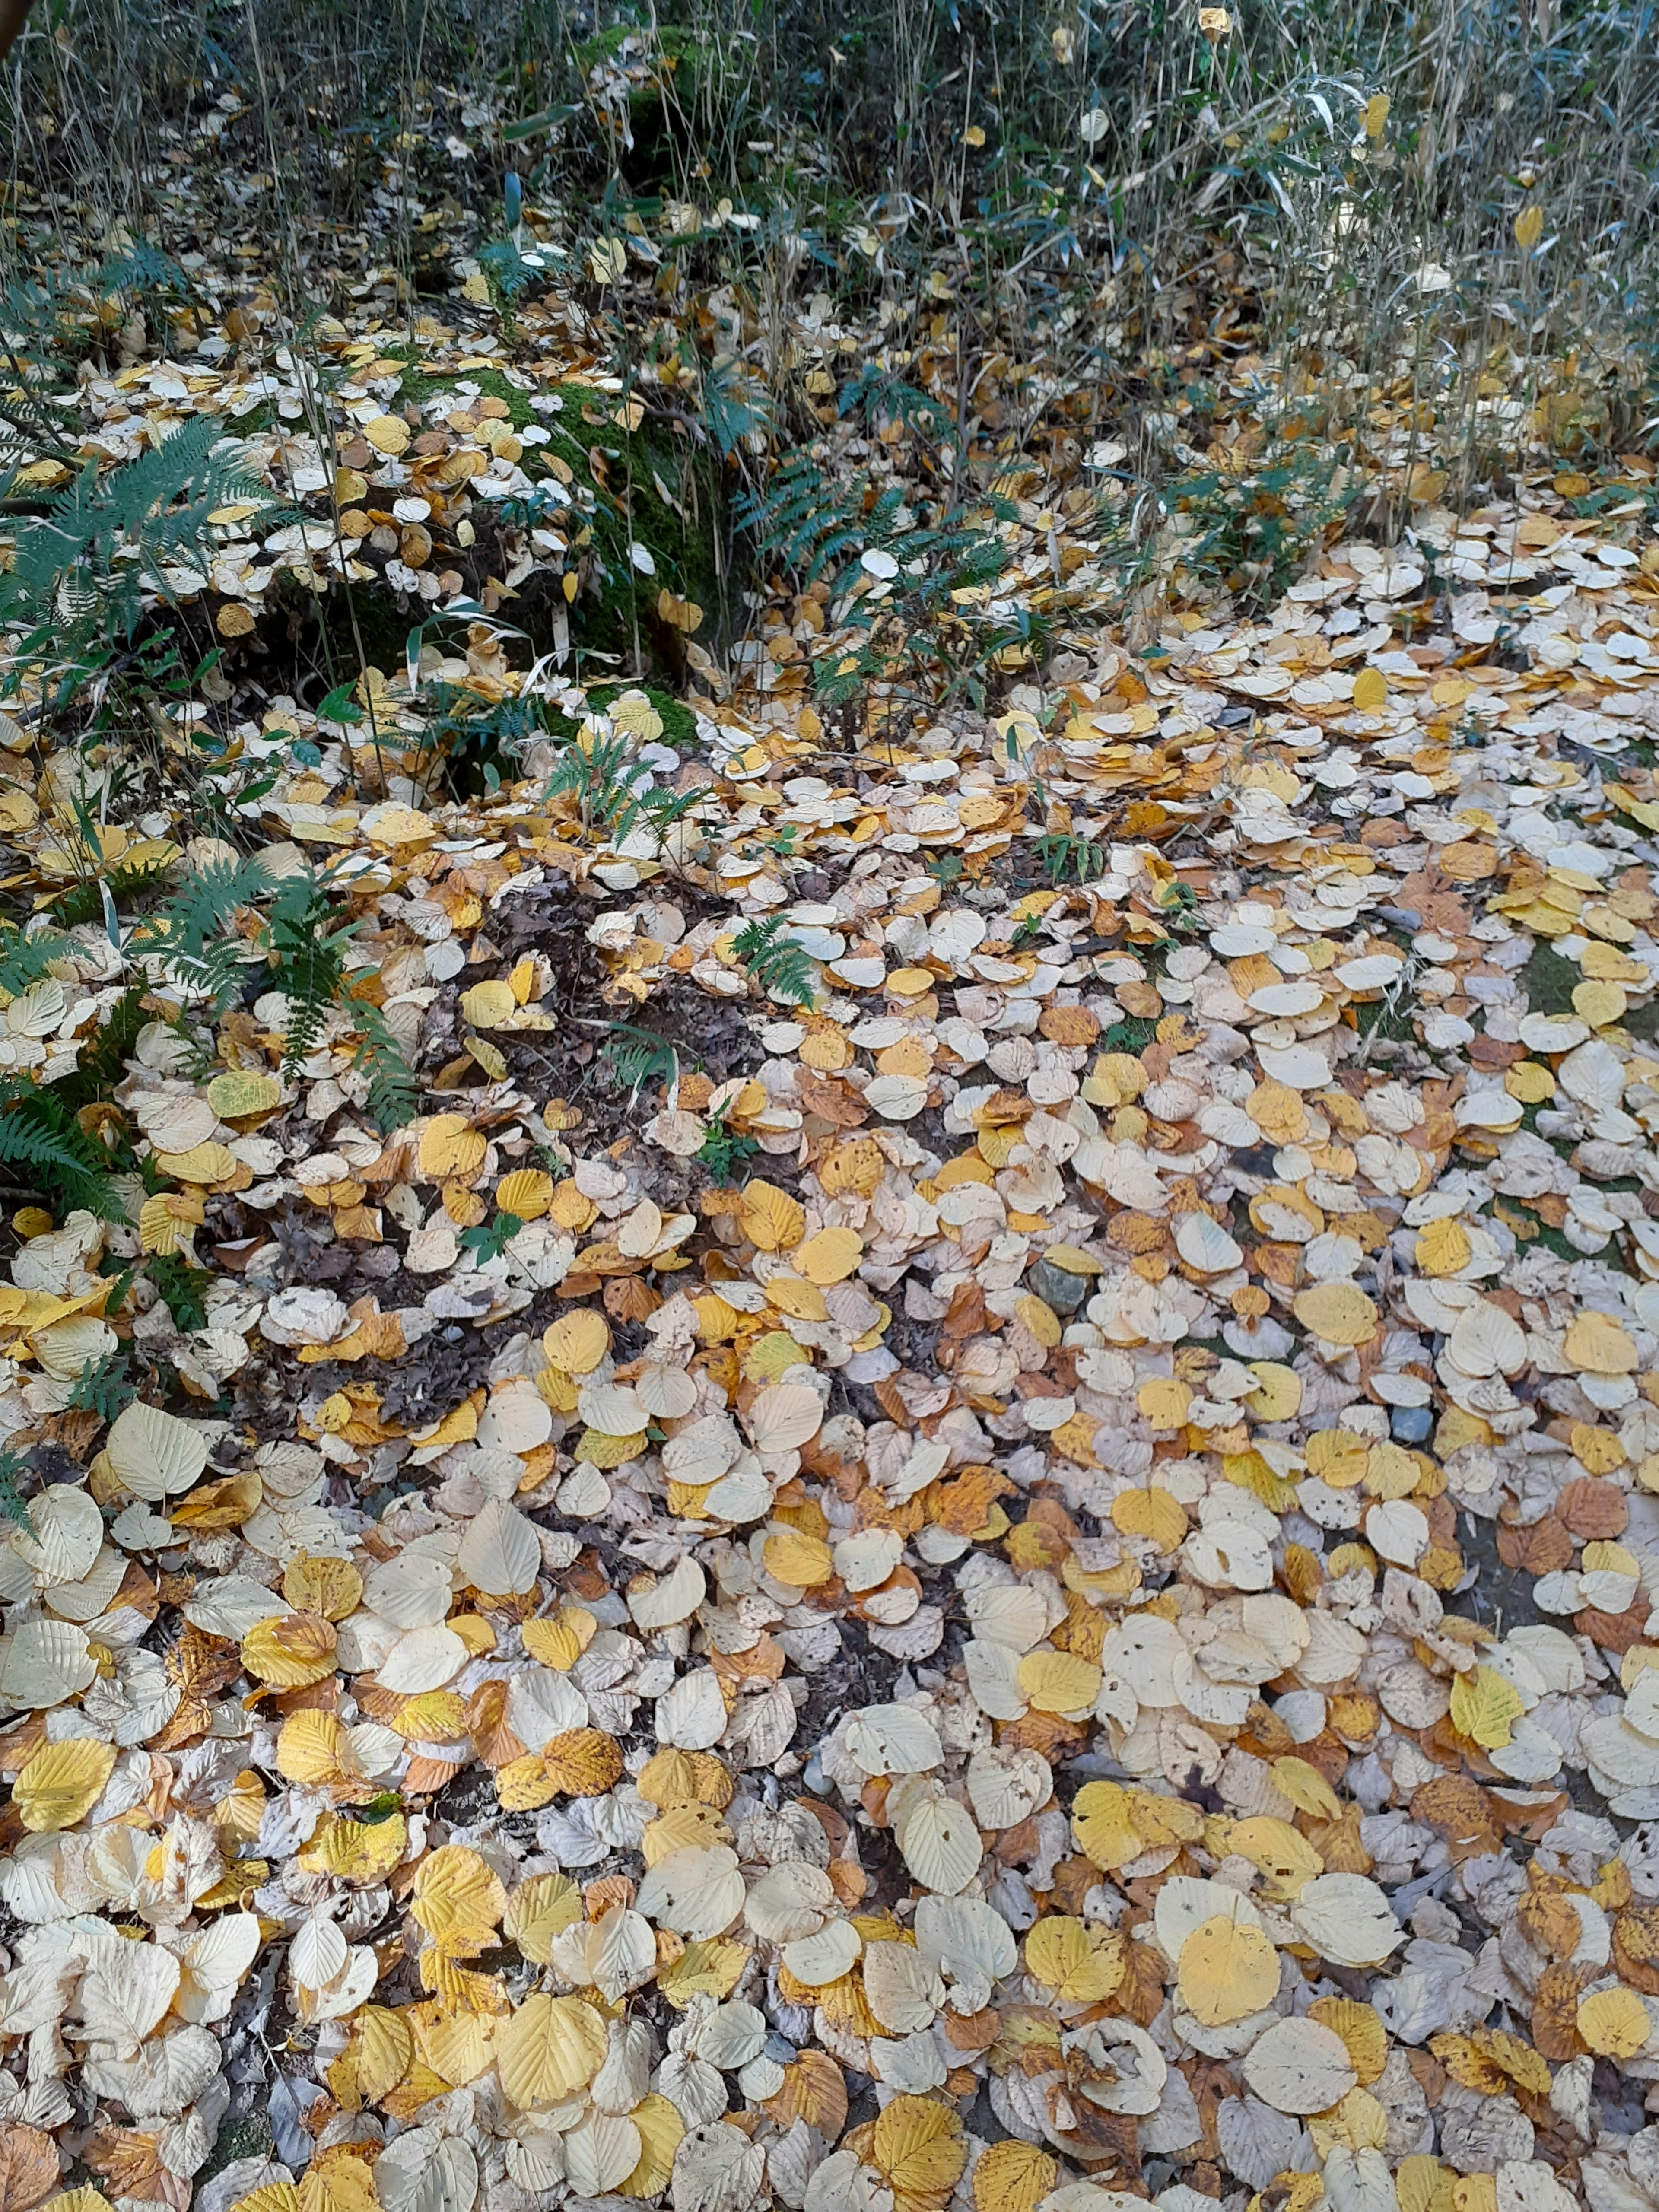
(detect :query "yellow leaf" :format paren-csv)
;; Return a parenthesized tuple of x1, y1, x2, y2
(621, 2093, 685, 2196)
(871, 2096, 967, 2196)
(1448, 1665, 1525, 1750)
(461, 979, 515, 1029)
(13, 1738, 116, 1831)
(766, 1275, 829, 1322)
(1514, 203, 1544, 251)
(794, 1227, 864, 1284)
(542, 1728, 624, 1796)
(1271, 1756, 1344, 1821)
(242, 1612, 337, 1689)
(576, 1426, 648, 1469)
(227, 2190, 299, 2212)
(390, 1691, 467, 1742)
(1293, 1282, 1379, 1347)
(1565, 1310, 1637, 1375)
(1227, 1816, 1324, 1901)
(419, 1114, 486, 1180)
(655, 590, 703, 636)
(300, 2154, 376, 2212)
(1309, 1997, 1389, 2086)
(1015, 1294, 1062, 1348)
(656, 1936, 748, 2006)
(1306, 1429, 1370, 1487)
(1023, 1916, 1125, 2003)
(283, 1554, 364, 1621)
(1396, 2162, 1456, 2212)
(496, 1169, 553, 1220)
(496, 1992, 607, 2107)
(1575, 979, 1626, 1028)
(353, 2005, 413, 2101)
(505, 1872, 583, 1962)
(170, 1468, 262, 1530)
(1577, 1986, 1650, 2057)
(1363, 94, 1390, 139)
(363, 415, 411, 455)
(1072, 1780, 1143, 1871)
(1245, 1362, 1301, 1421)
(763, 1529, 835, 1587)
(643, 1804, 732, 1864)
(1110, 1485, 1187, 1552)
(411, 2000, 497, 2088)
(412, 1844, 506, 1947)
(738, 1178, 805, 1252)
(1351, 666, 1388, 712)
(1017, 1649, 1102, 1715)
(638, 1748, 732, 1810)
(277, 1710, 346, 1787)
(155, 1141, 238, 1185)
(521, 1609, 597, 1670)
(299, 1812, 408, 1884)
(139, 1190, 201, 1256)
(542, 1309, 610, 1373)
(973, 2141, 1058, 2212)
(1137, 1376, 1192, 1429)
(1177, 1914, 1280, 2026)
(1415, 1217, 1471, 1278)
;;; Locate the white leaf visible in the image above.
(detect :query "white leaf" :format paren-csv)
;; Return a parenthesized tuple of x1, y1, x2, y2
(455, 1498, 540, 1596)
(105, 1402, 208, 1502)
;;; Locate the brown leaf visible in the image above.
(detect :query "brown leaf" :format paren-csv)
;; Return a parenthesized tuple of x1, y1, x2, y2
(795, 1069, 869, 1128)
(1037, 1004, 1100, 1047)
(1575, 1605, 1648, 1655)
(1411, 1776, 1501, 1862)
(465, 1681, 528, 1768)
(0, 2126, 57, 2212)
(1517, 1888, 1581, 1961)
(1558, 1478, 1627, 1540)
(1532, 1963, 1594, 2062)
(1495, 1512, 1573, 1575)
(766, 2049, 848, 2141)
(1615, 1905, 1659, 1994)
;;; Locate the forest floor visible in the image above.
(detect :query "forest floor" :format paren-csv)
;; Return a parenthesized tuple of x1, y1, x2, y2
(0, 131, 1653, 2212)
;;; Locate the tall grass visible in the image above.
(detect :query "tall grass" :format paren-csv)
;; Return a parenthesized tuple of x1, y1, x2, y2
(0, 0, 1654, 566)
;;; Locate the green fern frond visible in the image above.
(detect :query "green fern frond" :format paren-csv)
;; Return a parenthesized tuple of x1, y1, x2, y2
(599, 1021, 679, 1097)
(731, 917, 817, 1009)
(267, 875, 353, 1075)
(0, 926, 72, 1000)
(0, 1081, 118, 1218)
(0, 416, 293, 657)
(148, 1252, 210, 1330)
(67, 1352, 133, 1423)
(0, 1448, 29, 1533)
(351, 1003, 419, 1136)
(735, 454, 872, 584)
(132, 855, 271, 1009)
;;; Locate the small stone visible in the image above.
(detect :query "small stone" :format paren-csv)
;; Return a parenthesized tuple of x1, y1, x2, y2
(1030, 1259, 1090, 1313)
(1391, 1405, 1434, 1445)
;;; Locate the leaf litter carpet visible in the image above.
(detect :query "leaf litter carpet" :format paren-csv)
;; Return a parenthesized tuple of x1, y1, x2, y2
(3, 267, 1659, 2212)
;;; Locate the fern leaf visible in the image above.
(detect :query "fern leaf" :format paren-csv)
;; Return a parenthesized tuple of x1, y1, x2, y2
(267, 875, 352, 1075)
(0, 927, 71, 1000)
(351, 1003, 419, 1136)
(0, 1448, 29, 1533)
(0, 1081, 118, 1217)
(732, 917, 817, 1009)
